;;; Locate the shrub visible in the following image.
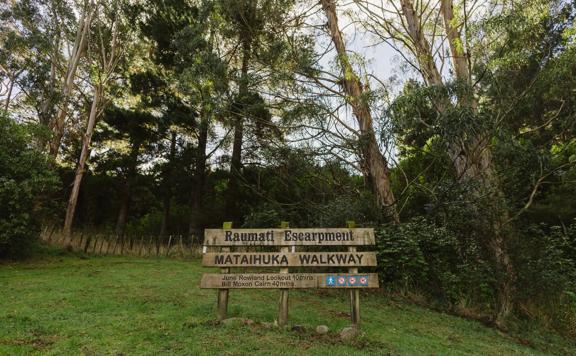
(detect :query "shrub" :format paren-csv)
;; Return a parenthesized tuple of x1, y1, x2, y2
(376, 217, 496, 306)
(0, 116, 58, 258)
(514, 222, 576, 336)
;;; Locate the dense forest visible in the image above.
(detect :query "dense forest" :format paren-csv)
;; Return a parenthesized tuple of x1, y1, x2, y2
(1, 0, 575, 337)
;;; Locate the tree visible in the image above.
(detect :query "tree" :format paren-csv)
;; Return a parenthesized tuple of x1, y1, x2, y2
(353, 0, 576, 324)
(216, 0, 309, 224)
(320, 0, 399, 223)
(49, 0, 96, 158)
(0, 114, 58, 258)
(63, 0, 132, 238)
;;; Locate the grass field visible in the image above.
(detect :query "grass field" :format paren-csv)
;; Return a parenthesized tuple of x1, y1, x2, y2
(1, 253, 574, 355)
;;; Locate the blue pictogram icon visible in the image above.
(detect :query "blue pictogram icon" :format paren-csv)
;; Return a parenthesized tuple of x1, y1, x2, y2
(326, 276, 336, 286)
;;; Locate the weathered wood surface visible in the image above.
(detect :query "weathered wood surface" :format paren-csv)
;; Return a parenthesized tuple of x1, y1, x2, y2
(278, 245, 290, 327)
(217, 246, 230, 321)
(349, 246, 360, 325)
(203, 228, 375, 246)
(200, 273, 379, 289)
(202, 252, 378, 267)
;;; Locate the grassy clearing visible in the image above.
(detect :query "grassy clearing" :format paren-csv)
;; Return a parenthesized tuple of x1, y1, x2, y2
(0, 254, 574, 355)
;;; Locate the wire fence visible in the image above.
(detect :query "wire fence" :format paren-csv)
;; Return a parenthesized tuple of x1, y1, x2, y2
(41, 226, 203, 259)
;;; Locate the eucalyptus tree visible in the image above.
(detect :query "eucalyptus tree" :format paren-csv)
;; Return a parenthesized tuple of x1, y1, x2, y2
(0, 0, 73, 126)
(63, 0, 134, 238)
(319, 0, 399, 223)
(352, 0, 575, 324)
(349, 0, 516, 325)
(49, 0, 96, 158)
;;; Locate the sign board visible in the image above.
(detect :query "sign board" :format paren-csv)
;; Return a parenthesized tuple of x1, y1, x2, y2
(203, 228, 375, 246)
(201, 273, 379, 289)
(202, 252, 377, 267)
(200, 226, 378, 326)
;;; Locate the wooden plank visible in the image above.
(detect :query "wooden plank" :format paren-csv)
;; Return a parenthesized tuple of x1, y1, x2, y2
(202, 252, 378, 267)
(349, 246, 360, 325)
(203, 228, 375, 246)
(217, 246, 230, 321)
(217, 222, 232, 321)
(200, 273, 379, 289)
(278, 246, 290, 326)
(347, 220, 360, 325)
(278, 221, 289, 327)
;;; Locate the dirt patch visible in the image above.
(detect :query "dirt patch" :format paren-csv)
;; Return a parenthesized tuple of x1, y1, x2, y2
(1, 334, 59, 350)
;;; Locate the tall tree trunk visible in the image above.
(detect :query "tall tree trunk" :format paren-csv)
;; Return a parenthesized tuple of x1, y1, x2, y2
(399, 0, 515, 324)
(49, 0, 95, 158)
(115, 139, 141, 239)
(160, 131, 177, 237)
(226, 38, 251, 223)
(188, 116, 209, 242)
(63, 85, 102, 238)
(399, 0, 443, 86)
(439, 0, 514, 325)
(440, 0, 471, 84)
(321, 0, 399, 223)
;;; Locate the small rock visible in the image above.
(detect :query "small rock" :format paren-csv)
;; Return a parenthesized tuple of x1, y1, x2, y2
(316, 325, 329, 334)
(340, 326, 359, 341)
(291, 324, 305, 333)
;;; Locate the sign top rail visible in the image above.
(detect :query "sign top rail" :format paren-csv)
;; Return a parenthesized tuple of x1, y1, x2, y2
(203, 228, 375, 246)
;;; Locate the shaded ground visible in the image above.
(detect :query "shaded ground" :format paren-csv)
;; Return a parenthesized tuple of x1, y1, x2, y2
(0, 255, 574, 355)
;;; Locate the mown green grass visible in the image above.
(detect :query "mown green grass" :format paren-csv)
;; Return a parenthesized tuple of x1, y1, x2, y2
(0, 254, 574, 355)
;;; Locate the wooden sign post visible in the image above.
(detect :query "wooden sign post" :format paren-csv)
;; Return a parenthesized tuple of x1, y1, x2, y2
(200, 224, 378, 327)
(278, 221, 290, 327)
(347, 221, 360, 325)
(217, 222, 232, 321)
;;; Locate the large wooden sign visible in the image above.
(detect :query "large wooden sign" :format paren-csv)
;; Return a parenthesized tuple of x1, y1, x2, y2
(200, 225, 378, 328)
(201, 273, 379, 289)
(202, 252, 377, 267)
(203, 228, 375, 246)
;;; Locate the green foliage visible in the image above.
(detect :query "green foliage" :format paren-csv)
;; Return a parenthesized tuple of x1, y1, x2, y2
(375, 218, 495, 305)
(238, 147, 379, 228)
(0, 116, 58, 258)
(513, 222, 576, 336)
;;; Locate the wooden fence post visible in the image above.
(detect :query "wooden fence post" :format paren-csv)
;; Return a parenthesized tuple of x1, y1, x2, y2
(106, 234, 112, 255)
(99, 236, 105, 254)
(120, 235, 125, 255)
(278, 221, 290, 327)
(137, 235, 143, 256)
(83, 235, 92, 253)
(46, 225, 56, 243)
(347, 220, 360, 326)
(76, 232, 84, 251)
(66, 230, 75, 247)
(166, 235, 173, 257)
(217, 222, 232, 321)
(112, 234, 118, 255)
(91, 235, 98, 254)
(129, 235, 134, 254)
(146, 235, 152, 256)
